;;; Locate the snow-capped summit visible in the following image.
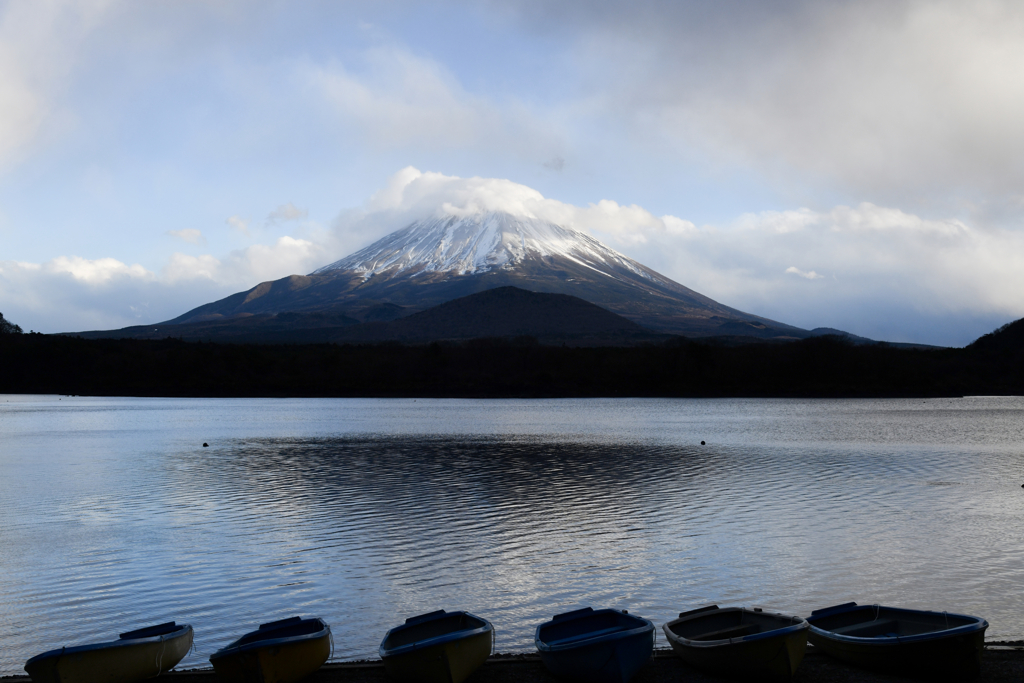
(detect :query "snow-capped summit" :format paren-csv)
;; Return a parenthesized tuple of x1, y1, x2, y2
(314, 211, 658, 284)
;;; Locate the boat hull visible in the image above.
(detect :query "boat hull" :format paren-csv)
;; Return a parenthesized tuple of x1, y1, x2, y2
(538, 632, 653, 683)
(210, 617, 331, 683)
(663, 606, 807, 682)
(536, 608, 654, 683)
(806, 603, 987, 680)
(24, 623, 193, 683)
(380, 610, 494, 683)
(382, 629, 491, 683)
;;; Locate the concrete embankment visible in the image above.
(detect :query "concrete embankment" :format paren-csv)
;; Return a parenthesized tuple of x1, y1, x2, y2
(7, 646, 1022, 683)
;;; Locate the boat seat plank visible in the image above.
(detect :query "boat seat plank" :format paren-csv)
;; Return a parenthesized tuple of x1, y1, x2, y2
(546, 626, 626, 646)
(692, 623, 759, 641)
(833, 619, 899, 637)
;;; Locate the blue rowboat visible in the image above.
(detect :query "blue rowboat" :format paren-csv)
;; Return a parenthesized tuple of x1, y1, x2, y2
(535, 607, 654, 683)
(209, 616, 331, 683)
(806, 602, 988, 680)
(663, 605, 808, 681)
(379, 609, 494, 683)
(25, 621, 194, 683)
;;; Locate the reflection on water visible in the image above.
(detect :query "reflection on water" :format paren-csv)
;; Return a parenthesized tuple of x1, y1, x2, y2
(1, 396, 1023, 674)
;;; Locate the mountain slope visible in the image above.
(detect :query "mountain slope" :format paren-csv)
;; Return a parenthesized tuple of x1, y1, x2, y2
(74, 287, 669, 346)
(166, 212, 806, 339)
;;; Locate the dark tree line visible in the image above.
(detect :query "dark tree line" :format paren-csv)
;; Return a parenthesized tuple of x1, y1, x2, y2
(1, 331, 1021, 398)
(0, 312, 23, 335)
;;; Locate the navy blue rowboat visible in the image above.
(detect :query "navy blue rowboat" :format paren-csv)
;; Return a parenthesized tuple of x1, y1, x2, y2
(535, 607, 654, 683)
(806, 602, 988, 680)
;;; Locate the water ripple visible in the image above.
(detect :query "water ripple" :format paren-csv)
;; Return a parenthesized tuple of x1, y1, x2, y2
(2, 397, 1024, 673)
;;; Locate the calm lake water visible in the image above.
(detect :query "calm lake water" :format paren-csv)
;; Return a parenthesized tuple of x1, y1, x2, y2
(1, 395, 1023, 674)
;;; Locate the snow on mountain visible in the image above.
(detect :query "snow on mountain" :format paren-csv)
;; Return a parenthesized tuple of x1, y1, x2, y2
(314, 211, 660, 284)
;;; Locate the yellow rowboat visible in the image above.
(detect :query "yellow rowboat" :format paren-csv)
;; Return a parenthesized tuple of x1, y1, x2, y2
(24, 621, 193, 683)
(209, 616, 331, 683)
(663, 605, 808, 682)
(379, 610, 494, 683)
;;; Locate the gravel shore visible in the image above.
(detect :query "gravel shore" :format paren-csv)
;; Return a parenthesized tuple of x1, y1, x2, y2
(4, 646, 1021, 682)
(7, 645, 1020, 683)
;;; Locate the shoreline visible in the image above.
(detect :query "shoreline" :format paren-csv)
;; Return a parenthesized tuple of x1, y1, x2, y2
(6, 647, 1024, 682)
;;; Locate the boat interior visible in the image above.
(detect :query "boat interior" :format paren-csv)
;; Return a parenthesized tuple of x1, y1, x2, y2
(119, 622, 181, 640)
(540, 608, 643, 647)
(809, 606, 976, 638)
(668, 606, 800, 642)
(234, 617, 324, 645)
(384, 611, 488, 649)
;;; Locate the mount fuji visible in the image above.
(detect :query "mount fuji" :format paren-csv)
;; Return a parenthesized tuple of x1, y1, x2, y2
(157, 211, 805, 339)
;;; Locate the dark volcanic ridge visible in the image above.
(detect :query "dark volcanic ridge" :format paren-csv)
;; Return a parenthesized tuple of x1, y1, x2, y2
(74, 287, 673, 346)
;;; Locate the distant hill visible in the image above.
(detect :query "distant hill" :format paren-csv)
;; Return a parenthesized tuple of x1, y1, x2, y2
(967, 317, 1024, 353)
(806, 327, 941, 350)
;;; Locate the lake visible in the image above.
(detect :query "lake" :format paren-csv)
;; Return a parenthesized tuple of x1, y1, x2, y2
(1, 395, 1022, 674)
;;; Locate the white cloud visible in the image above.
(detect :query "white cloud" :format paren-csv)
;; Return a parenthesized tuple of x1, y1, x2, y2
(222, 236, 325, 285)
(0, 0, 114, 173)
(162, 236, 325, 287)
(167, 228, 207, 245)
(0, 235, 328, 333)
(302, 44, 561, 158)
(45, 256, 152, 284)
(0, 255, 162, 333)
(226, 215, 250, 236)
(786, 267, 824, 280)
(503, 0, 1024, 213)
(327, 167, 700, 261)
(162, 253, 222, 283)
(345, 166, 688, 241)
(616, 202, 1024, 343)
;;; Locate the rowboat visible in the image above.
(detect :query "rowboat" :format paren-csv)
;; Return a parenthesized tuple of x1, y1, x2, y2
(535, 607, 654, 683)
(806, 602, 988, 680)
(24, 621, 193, 683)
(209, 616, 331, 683)
(662, 605, 808, 682)
(379, 609, 494, 683)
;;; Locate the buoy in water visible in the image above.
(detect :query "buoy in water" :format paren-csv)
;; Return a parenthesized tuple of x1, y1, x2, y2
(203, 443, 209, 447)
(701, 441, 706, 445)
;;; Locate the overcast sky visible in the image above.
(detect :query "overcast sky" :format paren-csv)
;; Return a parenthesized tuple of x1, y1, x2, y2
(2, 0, 1023, 345)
